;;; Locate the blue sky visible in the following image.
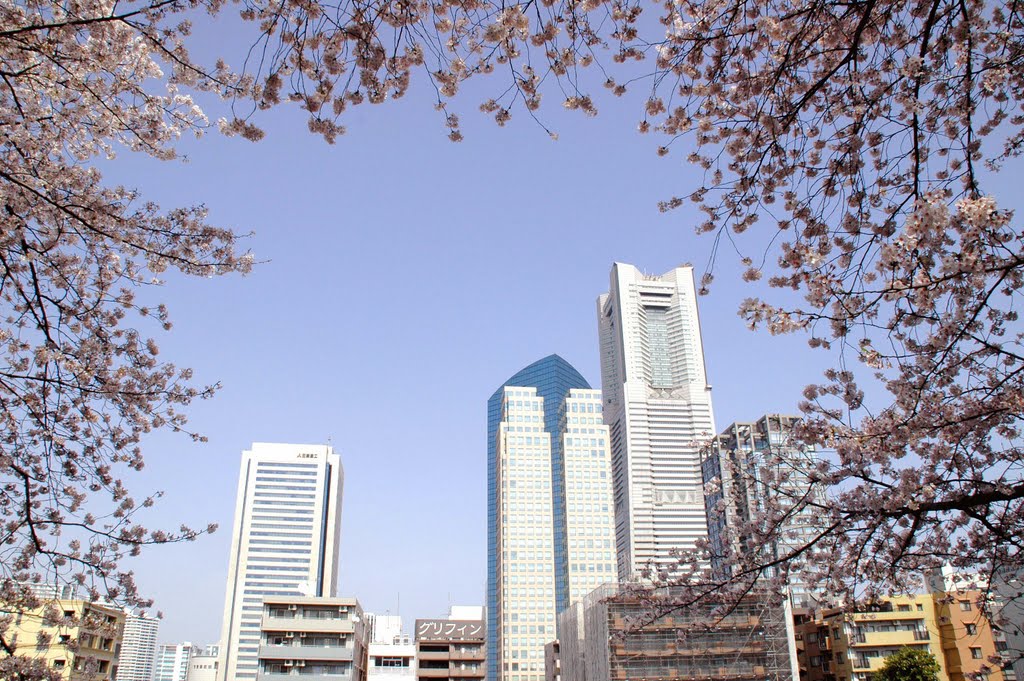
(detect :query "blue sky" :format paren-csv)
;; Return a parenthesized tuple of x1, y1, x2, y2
(101, 49, 874, 646)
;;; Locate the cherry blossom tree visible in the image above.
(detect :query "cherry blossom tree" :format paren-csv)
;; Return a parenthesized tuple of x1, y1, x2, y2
(2, 0, 1023, 672)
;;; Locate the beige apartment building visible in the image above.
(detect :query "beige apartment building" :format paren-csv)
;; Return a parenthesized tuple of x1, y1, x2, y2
(255, 596, 368, 681)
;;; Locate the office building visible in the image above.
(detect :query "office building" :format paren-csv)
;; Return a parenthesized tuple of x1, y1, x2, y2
(156, 643, 198, 681)
(487, 355, 587, 681)
(558, 388, 618, 604)
(256, 596, 367, 681)
(415, 611, 485, 681)
(118, 613, 161, 681)
(597, 262, 717, 578)
(7, 597, 125, 681)
(558, 584, 793, 681)
(701, 415, 827, 607)
(487, 357, 618, 681)
(218, 443, 344, 681)
(187, 645, 221, 681)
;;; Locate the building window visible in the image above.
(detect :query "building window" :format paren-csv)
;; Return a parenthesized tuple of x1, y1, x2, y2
(966, 623, 978, 635)
(971, 647, 984, 659)
(960, 600, 973, 611)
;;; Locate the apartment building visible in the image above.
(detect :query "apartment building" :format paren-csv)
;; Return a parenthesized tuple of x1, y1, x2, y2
(255, 596, 367, 681)
(795, 590, 1008, 681)
(8, 598, 125, 681)
(414, 614, 485, 681)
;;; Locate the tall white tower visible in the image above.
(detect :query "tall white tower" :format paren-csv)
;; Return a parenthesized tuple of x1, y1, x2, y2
(217, 443, 344, 681)
(118, 613, 160, 681)
(597, 263, 717, 578)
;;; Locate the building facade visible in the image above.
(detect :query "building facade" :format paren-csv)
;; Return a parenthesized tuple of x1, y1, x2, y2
(597, 263, 717, 578)
(557, 389, 618, 607)
(415, 615, 485, 681)
(8, 598, 125, 681)
(366, 614, 415, 681)
(492, 384, 558, 681)
(558, 584, 793, 681)
(118, 614, 160, 681)
(156, 643, 198, 681)
(218, 443, 345, 681)
(487, 357, 617, 681)
(794, 589, 1008, 681)
(256, 596, 367, 681)
(701, 415, 827, 607)
(187, 645, 221, 681)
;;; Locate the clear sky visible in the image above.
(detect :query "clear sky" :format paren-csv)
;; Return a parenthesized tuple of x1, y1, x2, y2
(91, 21, 995, 646)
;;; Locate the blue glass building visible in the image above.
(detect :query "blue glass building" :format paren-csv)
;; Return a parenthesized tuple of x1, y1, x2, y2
(486, 355, 590, 681)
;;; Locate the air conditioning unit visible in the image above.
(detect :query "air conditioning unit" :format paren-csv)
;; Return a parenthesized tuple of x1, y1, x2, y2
(283, 661, 293, 667)
(286, 633, 294, 639)
(288, 604, 298, 611)
(299, 632, 307, 638)
(296, 661, 306, 668)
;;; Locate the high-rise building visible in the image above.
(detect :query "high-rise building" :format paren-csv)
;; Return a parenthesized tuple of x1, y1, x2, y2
(597, 262, 717, 578)
(487, 356, 617, 681)
(118, 613, 160, 681)
(218, 443, 344, 681)
(156, 642, 198, 681)
(557, 389, 618, 605)
(701, 415, 827, 607)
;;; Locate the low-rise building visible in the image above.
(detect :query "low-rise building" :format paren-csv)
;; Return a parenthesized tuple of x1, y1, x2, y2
(365, 614, 415, 681)
(256, 596, 368, 681)
(795, 588, 1008, 681)
(8, 598, 125, 681)
(414, 613, 485, 681)
(543, 640, 559, 681)
(558, 585, 793, 681)
(796, 595, 946, 681)
(185, 644, 220, 681)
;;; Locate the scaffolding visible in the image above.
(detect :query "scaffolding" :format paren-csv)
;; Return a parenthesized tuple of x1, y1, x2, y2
(559, 584, 794, 681)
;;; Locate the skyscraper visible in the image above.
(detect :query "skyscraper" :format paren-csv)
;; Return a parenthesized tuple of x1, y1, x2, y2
(701, 415, 827, 607)
(217, 443, 344, 681)
(597, 263, 717, 578)
(118, 613, 160, 681)
(487, 356, 617, 681)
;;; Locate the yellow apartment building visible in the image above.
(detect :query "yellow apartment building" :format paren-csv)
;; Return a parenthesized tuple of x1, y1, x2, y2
(6, 598, 125, 681)
(796, 591, 1005, 681)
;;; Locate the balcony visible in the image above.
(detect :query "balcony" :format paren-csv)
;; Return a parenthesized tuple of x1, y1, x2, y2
(258, 644, 354, 662)
(262, 615, 355, 634)
(257, 672, 354, 681)
(417, 668, 453, 678)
